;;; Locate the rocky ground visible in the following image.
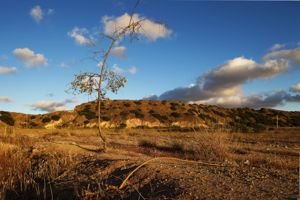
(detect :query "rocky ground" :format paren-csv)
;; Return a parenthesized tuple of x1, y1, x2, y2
(0, 128, 299, 199)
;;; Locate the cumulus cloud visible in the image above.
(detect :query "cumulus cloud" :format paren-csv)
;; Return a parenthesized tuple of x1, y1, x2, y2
(0, 96, 12, 103)
(30, 6, 43, 23)
(263, 47, 300, 66)
(111, 64, 137, 75)
(159, 56, 288, 102)
(290, 83, 300, 93)
(13, 48, 47, 67)
(0, 66, 16, 74)
(102, 13, 172, 41)
(147, 43, 300, 109)
(111, 46, 126, 58)
(30, 98, 77, 113)
(68, 27, 94, 46)
(270, 43, 285, 51)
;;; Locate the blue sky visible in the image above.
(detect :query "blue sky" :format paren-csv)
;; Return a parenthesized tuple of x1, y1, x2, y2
(0, 0, 300, 114)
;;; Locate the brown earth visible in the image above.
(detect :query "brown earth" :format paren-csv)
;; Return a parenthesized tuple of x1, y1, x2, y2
(0, 127, 299, 199)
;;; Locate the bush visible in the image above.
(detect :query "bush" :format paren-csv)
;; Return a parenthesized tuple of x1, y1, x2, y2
(170, 112, 181, 118)
(138, 139, 157, 148)
(118, 123, 127, 129)
(101, 115, 111, 121)
(78, 105, 96, 120)
(124, 102, 131, 107)
(130, 110, 144, 119)
(30, 115, 36, 119)
(42, 117, 51, 123)
(151, 113, 168, 123)
(0, 111, 14, 126)
(133, 101, 142, 105)
(120, 111, 129, 119)
(51, 115, 60, 121)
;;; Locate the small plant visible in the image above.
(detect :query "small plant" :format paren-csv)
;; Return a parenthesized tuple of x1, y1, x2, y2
(124, 102, 131, 107)
(51, 115, 60, 121)
(170, 112, 181, 118)
(133, 101, 142, 105)
(42, 117, 51, 123)
(138, 139, 157, 148)
(0, 111, 15, 126)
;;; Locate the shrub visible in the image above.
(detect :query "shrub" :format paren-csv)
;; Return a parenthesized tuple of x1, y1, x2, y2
(30, 115, 36, 119)
(0, 111, 14, 126)
(170, 112, 181, 118)
(51, 115, 60, 121)
(101, 115, 111, 121)
(161, 100, 167, 105)
(133, 101, 142, 105)
(78, 105, 96, 120)
(151, 113, 168, 123)
(42, 117, 51, 123)
(124, 102, 131, 107)
(130, 110, 144, 119)
(118, 123, 127, 129)
(120, 111, 129, 119)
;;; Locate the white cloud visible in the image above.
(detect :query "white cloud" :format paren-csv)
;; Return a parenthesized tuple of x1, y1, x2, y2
(59, 62, 68, 68)
(270, 43, 285, 51)
(30, 5, 43, 23)
(68, 27, 94, 46)
(0, 66, 16, 74)
(263, 47, 300, 66)
(30, 98, 77, 113)
(13, 48, 48, 68)
(111, 64, 137, 75)
(290, 83, 300, 93)
(128, 66, 137, 74)
(102, 13, 172, 41)
(0, 96, 12, 103)
(111, 46, 126, 58)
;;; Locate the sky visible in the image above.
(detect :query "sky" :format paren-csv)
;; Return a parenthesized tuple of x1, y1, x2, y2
(0, 0, 300, 114)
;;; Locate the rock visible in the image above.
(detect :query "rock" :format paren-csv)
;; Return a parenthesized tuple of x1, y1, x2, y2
(244, 160, 250, 165)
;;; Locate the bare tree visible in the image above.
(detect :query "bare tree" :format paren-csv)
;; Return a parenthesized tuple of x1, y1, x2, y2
(68, 1, 143, 151)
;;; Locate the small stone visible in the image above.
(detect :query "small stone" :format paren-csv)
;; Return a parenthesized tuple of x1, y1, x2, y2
(244, 160, 250, 165)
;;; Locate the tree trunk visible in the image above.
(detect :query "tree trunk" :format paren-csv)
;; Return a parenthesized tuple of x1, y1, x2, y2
(97, 89, 106, 151)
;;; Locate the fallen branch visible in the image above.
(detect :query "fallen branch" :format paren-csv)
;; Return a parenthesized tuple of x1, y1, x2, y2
(119, 156, 222, 189)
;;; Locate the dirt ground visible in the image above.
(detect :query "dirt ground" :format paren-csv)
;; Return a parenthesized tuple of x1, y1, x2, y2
(0, 128, 299, 199)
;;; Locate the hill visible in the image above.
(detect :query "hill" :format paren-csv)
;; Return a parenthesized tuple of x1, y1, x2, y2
(1, 100, 300, 132)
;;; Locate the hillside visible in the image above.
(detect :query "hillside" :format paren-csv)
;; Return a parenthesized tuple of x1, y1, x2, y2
(1, 100, 300, 132)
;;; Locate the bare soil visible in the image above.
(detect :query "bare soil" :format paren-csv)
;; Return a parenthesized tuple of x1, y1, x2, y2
(0, 128, 299, 199)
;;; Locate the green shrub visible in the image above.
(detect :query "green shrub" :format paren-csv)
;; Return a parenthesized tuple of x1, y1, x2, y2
(133, 101, 142, 105)
(30, 115, 36, 119)
(151, 113, 168, 123)
(124, 102, 131, 107)
(170, 112, 181, 118)
(78, 105, 96, 120)
(101, 115, 111, 121)
(51, 115, 60, 121)
(42, 117, 51, 123)
(130, 110, 144, 119)
(120, 111, 129, 119)
(0, 111, 14, 126)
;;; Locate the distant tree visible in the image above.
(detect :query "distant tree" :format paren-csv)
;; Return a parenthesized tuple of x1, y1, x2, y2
(68, 1, 143, 151)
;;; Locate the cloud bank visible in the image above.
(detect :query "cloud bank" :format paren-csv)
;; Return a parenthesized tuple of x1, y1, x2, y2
(30, 98, 77, 113)
(144, 45, 300, 109)
(13, 48, 48, 67)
